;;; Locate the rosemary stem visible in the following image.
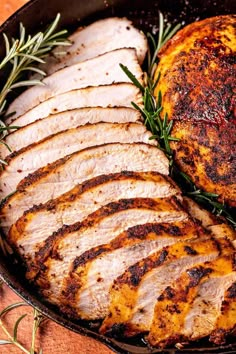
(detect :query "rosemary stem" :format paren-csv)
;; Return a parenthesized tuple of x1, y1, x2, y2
(0, 319, 30, 354)
(30, 309, 38, 354)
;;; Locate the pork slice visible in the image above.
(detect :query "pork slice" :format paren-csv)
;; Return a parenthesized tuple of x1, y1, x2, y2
(183, 273, 236, 341)
(0, 143, 169, 231)
(6, 48, 143, 122)
(0, 108, 142, 157)
(34, 197, 188, 303)
(9, 172, 179, 258)
(0, 123, 155, 199)
(147, 240, 235, 348)
(100, 237, 221, 336)
(210, 282, 236, 345)
(184, 197, 236, 241)
(61, 219, 207, 320)
(9, 83, 143, 128)
(35, 17, 148, 76)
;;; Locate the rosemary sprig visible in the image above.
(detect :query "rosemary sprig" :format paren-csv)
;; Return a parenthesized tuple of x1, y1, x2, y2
(179, 171, 236, 227)
(0, 13, 70, 166)
(0, 13, 70, 115)
(119, 68, 178, 167)
(0, 302, 45, 353)
(121, 11, 235, 228)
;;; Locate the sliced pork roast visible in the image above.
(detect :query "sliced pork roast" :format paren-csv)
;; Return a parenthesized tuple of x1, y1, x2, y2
(9, 83, 143, 128)
(31, 197, 189, 303)
(0, 123, 155, 199)
(100, 237, 222, 336)
(147, 239, 236, 347)
(1, 14, 234, 349)
(6, 48, 143, 122)
(9, 172, 179, 259)
(34, 17, 148, 76)
(210, 282, 236, 345)
(184, 197, 236, 241)
(0, 143, 169, 231)
(61, 219, 209, 320)
(0, 108, 142, 158)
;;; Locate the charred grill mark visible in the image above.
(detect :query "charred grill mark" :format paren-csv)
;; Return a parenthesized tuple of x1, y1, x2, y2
(126, 223, 185, 238)
(72, 222, 180, 271)
(17, 156, 69, 190)
(187, 265, 213, 287)
(118, 248, 169, 288)
(165, 286, 175, 299)
(184, 245, 198, 255)
(227, 282, 236, 298)
(73, 246, 108, 270)
(166, 304, 181, 314)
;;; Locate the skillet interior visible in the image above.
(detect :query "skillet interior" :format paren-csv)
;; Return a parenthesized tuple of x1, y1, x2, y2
(0, 0, 236, 352)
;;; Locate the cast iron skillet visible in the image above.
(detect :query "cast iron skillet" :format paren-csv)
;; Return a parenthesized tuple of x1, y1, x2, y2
(0, 1, 236, 353)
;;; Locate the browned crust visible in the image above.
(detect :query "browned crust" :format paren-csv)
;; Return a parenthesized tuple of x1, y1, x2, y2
(29, 196, 185, 281)
(72, 220, 204, 271)
(159, 15, 236, 58)
(155, 15, 236, 206)
(15, 143, 154, 191)
(60, 219, 207, 313)
(8, 171, 179, 246)
(147, 240, 236, 348)
(210, 281, 236, 344)
(112, 237, 222, 291)
(21, 171, 177, 217)
(171, 121, 236, 206)
(100, 237, 221, 336)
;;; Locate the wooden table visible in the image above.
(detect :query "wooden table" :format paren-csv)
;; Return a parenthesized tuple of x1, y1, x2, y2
(0, 2, 113, 353)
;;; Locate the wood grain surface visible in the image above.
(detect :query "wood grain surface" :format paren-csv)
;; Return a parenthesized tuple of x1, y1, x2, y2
(0, 1, 113, 353)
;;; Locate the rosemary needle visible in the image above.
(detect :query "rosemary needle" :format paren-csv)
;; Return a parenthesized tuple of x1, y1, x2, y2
(0, 14, 70, 114)
(0, 302, 45, 353)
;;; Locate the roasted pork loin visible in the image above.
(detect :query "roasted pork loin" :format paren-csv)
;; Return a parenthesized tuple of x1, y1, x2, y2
(100, 237, 223, 335)
(147, 239, 236, 347)
(154, 15, 236, 206)
(0, 107, 142, 158)
(8, 172, 179, 260)
(33, 17, 148, 76)
(1, 15, 235, 350)
(0, 123, 155, 199)
(31, 197, 189, 302)
(0, 143, 169, 232)
(61, 219, 210, 320)
(6, 48, 143, 122)
(8, 83, 143, 128)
